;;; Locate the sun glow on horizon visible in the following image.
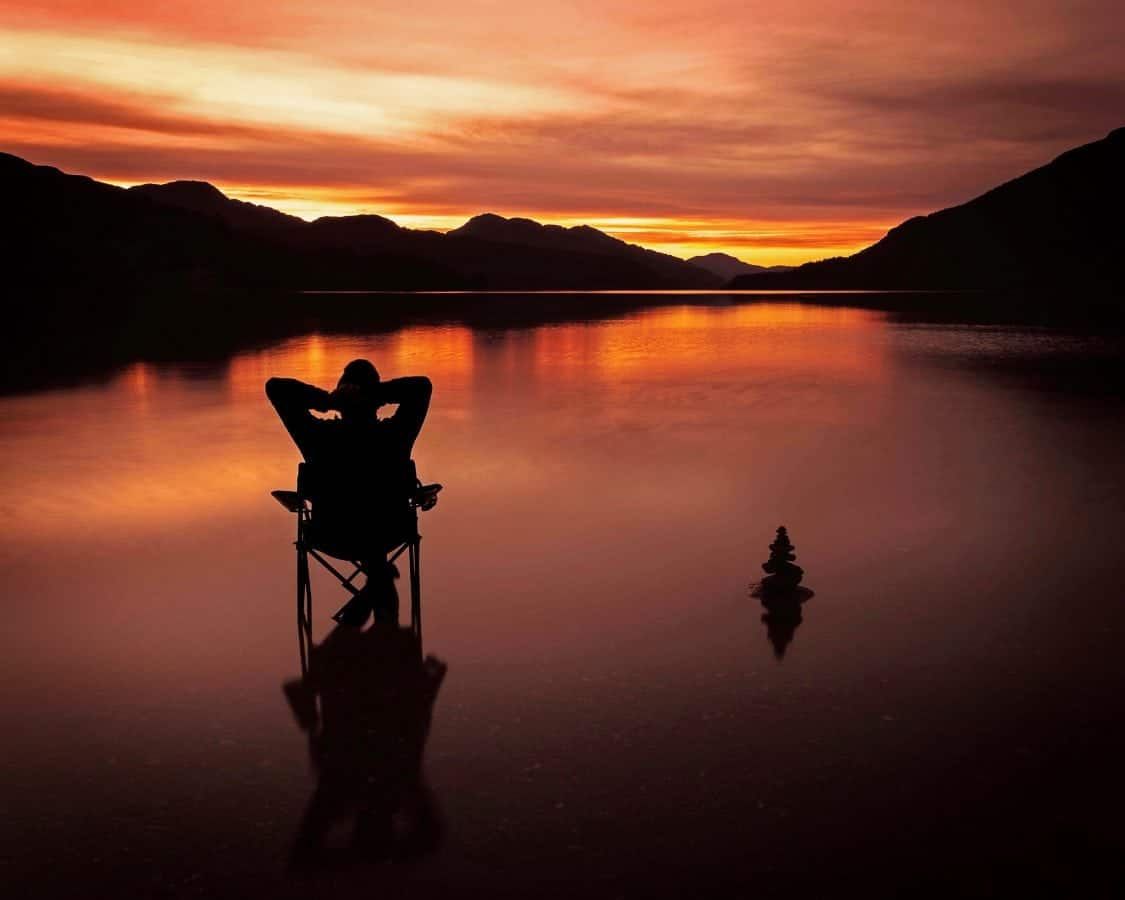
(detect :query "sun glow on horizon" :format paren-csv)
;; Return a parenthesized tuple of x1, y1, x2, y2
(4, 1, 1121, 266)
(100, 176, 887, 266)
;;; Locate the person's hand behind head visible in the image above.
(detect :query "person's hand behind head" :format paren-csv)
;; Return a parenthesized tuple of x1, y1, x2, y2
(329, 383, 362, 414)
(329, 383, 358, 404)
(330, 381, 384, 418)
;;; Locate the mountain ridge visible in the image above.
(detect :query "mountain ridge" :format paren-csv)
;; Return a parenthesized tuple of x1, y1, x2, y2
(450, 212, 710, 285)
(2, 153, 720, 298)
(729, 127, 1125, 292)
(129, 180, 305, 231)
(687, 252, 792, 280)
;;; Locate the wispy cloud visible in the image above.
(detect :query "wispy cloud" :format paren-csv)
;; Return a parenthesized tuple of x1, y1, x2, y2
(1, 1, 1121, 265)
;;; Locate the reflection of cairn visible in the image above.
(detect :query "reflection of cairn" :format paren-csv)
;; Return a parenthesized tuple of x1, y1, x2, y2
(761, 602, 803, 660)
(760, 526, 804, 593)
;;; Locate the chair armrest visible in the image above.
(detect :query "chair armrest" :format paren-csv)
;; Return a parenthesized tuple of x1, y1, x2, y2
(412, 483, 442, 511)
(271, 490, 305, 513)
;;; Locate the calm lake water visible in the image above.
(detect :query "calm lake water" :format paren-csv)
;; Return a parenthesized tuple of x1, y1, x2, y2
(3, 299, 1125, 897)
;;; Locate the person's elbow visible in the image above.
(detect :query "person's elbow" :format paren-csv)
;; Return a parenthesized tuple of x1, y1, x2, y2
(265, 376, 295, 408)
(403, 375, 432, 400)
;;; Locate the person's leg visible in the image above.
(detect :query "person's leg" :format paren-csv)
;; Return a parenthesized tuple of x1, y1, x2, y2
(371, 560, 400, 625)
(331, 559, 398, 627)
(327, 510, 405, 627)
(288, 783, 337, 869)
(331, 584, 373, 627)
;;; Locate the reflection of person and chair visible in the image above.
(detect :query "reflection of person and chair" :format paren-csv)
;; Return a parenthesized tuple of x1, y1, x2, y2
(283, 625, 447, 867)
(267, 359, 447, 867)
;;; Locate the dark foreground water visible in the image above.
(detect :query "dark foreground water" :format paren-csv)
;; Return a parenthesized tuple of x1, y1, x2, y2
(3, 300, 1125, 898)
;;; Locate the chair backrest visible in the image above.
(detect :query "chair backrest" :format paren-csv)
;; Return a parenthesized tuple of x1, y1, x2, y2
(296, 461, 315, 501)
(297, 459, 418, 505)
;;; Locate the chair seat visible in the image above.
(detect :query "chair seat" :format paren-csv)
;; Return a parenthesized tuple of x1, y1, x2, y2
(307, 517, 417, 562)
(274, 486, 440, 517)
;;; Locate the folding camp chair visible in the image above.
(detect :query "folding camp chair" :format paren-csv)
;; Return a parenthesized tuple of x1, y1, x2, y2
(272, 461, 441, 670)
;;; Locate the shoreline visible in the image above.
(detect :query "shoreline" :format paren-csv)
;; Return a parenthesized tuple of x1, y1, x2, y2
(5, 288, 1124, 397)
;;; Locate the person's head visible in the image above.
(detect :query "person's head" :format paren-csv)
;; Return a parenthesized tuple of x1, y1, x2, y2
(334, 358, 381, 419)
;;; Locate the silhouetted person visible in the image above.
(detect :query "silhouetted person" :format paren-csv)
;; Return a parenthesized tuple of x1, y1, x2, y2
(284, 625, 447, 868)
(266, 360, 432, 626)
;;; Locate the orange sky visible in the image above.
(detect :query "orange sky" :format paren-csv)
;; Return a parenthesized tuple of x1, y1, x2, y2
(2, 1, 1122, 265)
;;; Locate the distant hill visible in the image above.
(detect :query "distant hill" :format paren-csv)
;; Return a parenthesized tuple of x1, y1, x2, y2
(687, 252, 792, 280)
(5, 153, 718, 296)
(129, 180, 305, 232)
(127, 178, 719, 290)
(449, 213, 718, 288)
(2, 153, 464, 307)
(729, 127, 1125, 292)
(452, 213, 624, 253)
(2, 151, 727, 384)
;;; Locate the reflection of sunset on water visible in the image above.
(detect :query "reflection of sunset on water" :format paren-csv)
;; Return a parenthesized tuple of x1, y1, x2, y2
(6, 301, 1125, 900)
(227, 327, 477, 397)
(226, 303, 885, 397)
(533, 304, 884, 384)
(0, 304, 890, 545)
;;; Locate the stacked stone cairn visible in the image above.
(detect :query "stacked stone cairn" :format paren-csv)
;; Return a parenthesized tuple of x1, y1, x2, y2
(760, 525, 804, 594)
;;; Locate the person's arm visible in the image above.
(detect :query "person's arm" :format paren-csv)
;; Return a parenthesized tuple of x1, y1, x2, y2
(379, 376, 432, 451)
(265, 377, 333, 457)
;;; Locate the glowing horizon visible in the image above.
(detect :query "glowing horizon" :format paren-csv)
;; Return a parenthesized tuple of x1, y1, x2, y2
(3, 1, 1122, 266)
(97, 176, 890, 264)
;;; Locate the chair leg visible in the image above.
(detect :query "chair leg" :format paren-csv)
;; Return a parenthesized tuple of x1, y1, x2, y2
(409, 538, 422, 646)
(296, 521, 313, 676)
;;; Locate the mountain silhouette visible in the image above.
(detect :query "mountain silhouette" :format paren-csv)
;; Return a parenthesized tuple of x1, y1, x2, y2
(2, 151, 727, 386)
(305, 213, 407, 246)
(6, 126, 1123, 388)
(6, 152, 718, 296)
(129, 180, 305, 232)
(729, 127, 1125, 292)
(687, 252, 792, 280)
(448, 213, 712, 286)
(451, 213, 624, 252)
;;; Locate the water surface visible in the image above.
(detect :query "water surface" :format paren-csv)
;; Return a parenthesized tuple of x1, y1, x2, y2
(3, 301, 1124, 896)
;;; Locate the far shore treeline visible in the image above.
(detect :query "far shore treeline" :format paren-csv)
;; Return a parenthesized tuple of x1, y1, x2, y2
(2, 127, 1122, 390)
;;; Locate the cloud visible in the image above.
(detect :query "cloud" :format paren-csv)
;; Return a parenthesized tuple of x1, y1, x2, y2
(1, 0, 1122, 265)
(0, 83, 281, 140)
